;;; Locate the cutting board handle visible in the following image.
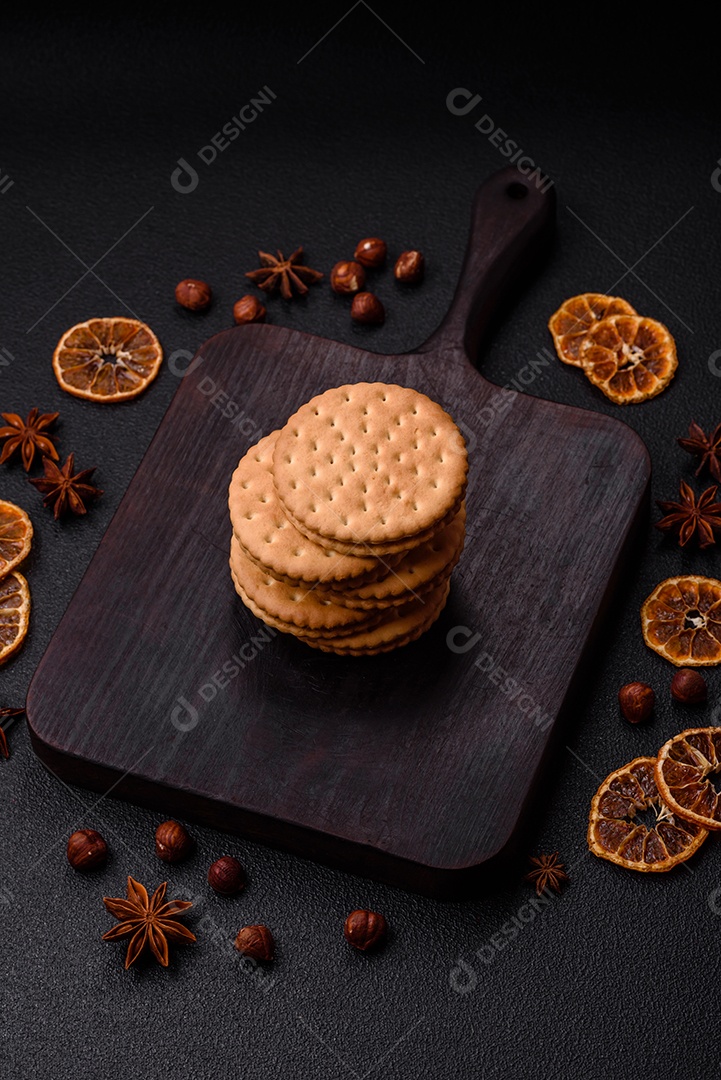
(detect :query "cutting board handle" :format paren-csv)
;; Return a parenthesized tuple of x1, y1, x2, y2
(419, 165, 556, 363)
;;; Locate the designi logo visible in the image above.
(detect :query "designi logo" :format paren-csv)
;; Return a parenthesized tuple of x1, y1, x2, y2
(170, 158, 199, 195)
(170, 87, 276, 194)
(170, 695, 200, 732)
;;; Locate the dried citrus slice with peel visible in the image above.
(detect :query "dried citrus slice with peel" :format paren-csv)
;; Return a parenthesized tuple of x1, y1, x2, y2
(0, 571, 30, 665)
(641, 575, 721, 666)
(0, 500, 32, 576)
(548, 293, 636, 366)
(579, 314, 677, 404)
(53, 318, 162, 402)
(656, 728, 721, 830)
(588, 756, 707, 871)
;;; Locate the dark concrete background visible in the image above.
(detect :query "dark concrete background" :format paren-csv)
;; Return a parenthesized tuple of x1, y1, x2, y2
(1, 11, 720, 1079)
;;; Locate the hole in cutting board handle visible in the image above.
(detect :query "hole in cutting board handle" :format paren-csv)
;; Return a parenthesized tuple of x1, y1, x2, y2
(505, 181, 528, 200)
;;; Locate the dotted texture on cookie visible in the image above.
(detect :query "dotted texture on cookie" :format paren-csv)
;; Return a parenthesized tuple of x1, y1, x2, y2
(228, 430, 395, 587)
(272, 383, 468, 548)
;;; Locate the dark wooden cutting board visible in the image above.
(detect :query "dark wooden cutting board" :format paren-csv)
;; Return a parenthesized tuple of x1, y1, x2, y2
(26, 167, 650, 898)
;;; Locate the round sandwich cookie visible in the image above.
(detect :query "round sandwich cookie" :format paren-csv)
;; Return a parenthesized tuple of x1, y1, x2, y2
(271, 383, 468, 555)
(228, 430, 400, 589)
(331, 504, 466, 610)
(229, 535, 382, 637)
(300, 579, 451, 656)
(229, 562, 382, 640)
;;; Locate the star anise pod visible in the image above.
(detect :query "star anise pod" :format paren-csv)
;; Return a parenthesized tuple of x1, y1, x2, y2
(524, 852, 568, 896)
(656, 481, 721, 549)
(102, 876, 196, 969)
(678, 421, 721, 483)
(0, 707, 25, 760)
(245, 247, 323, 301)
(0, 408, 59, 471)
(28, 454, 102, 519)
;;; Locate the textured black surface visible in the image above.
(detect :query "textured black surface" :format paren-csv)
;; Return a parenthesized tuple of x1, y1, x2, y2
(2, 12, 721, 1080)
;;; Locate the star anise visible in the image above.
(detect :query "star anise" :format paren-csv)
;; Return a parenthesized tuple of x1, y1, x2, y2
(0, 408, 59, 472)
(28, 454, 102, 519)
(245, 247, 323, 300)
(102, 876, 196, 969)
(0, 707, 25, 760)
(678, 421, 721, 483)
(656, 481, 721, 549)
(524, 852, 568, 896)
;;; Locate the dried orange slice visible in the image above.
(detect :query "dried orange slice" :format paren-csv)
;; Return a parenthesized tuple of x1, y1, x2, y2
(588, 756, 707, 871)
(53, 318, 163, 402)
(548, 293, 636, 366)
(656, 728, 721, 830)
(0, 571, 30, 665)
(641, 575, 721, 666)
(0, 500, 32, 576)
(579, 314, 677, 404)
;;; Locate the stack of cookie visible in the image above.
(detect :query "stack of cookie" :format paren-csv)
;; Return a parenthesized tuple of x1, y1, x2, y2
(228, 382, 468, 656)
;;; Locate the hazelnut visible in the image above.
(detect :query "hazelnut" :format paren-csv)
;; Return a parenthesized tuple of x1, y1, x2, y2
(618, 682, 655, 724)
(354, 237, 387, 269)
(394, 250, 424, 283)
(175, 278, 212, 311)
(330, 260, 366, 296)
(351, 292, 385, 326)
(234, 924, 274, 961)
(343, 908, 387, 951)
(208, 856, 246, 896)
(233, 295, 266, 325)
(671, 668, 707, 704)
(66, 829, 108, 871)
(155, 819, 194, 863)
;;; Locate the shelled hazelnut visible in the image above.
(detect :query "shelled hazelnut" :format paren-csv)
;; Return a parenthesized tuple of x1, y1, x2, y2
(233, 295, 267, 325)
(330, 260, 366, 295)
(155, 820, 194, 863)
(394, 250, 424, 283)
(354, 237, 387, 269)
(234, 924, 274, 961)
(343, 909, 387, 951)
(67, 829, 108, 871)
(351, 292, 385, 325)
(175, 278, 212, 311)
(618, 682, 654, 724)
(670, 669, 707, 704)
(208, 856, 246, 896)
